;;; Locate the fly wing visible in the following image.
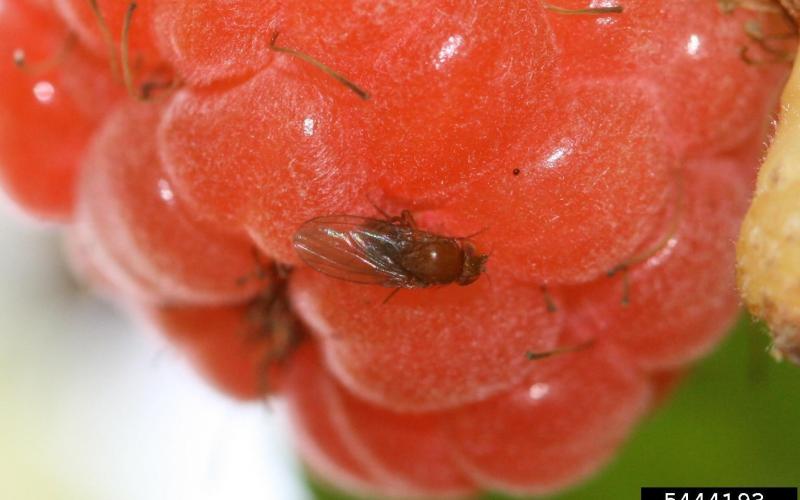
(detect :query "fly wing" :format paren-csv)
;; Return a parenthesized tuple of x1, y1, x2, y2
(292, 215, 410, 286)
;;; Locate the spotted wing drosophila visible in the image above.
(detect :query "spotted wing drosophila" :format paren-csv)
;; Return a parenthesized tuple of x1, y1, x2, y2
(292, 210, 488, 288)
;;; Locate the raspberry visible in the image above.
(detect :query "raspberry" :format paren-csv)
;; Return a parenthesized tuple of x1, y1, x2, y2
(0, 1, 793, 498)
(280, 0, 558, 204)
(290, 268, 562, 410)
(547, 0, 789, 153)
(286, 341, 652, 497)
(447, 340, 651, 495)
(54, 0, 162, 71)
(568, 161, 751, 370)
(148, 299, 293, 399)
(152, 0, 281, 86)
(444, 78, 674, 284)
(286, 344, 474, 498)
(0, 0, 119, 220)
(73, 100, 265, 304)
(159, 59, 370, 263)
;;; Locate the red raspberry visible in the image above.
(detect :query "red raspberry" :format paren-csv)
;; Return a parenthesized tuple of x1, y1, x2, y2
(148, 301, 291, 399)
(73, 100, 264, 304)
(566, 160, 751, 370)
(53, 0, 163, 71)
(0, 1, 793, 497)
(286, 344, 474, 498)
(547, 0, 788, 153)
(0, 0, 119, 219)
(279, 1, 559, 204)
(286, 341, 652, 497)
(152, 0, 281, 86)
(445, 78, 675, 284)
(290, 269, 562, 410)
(159, 60, 370, 264)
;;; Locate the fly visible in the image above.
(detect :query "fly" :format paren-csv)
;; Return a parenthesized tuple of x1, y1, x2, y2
(292, 210, 488, 289)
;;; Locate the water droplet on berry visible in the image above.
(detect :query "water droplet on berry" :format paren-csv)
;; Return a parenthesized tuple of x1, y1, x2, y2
(528, 383, 550, 400)
(32, 81, 55, 103)
(686, 34, 701, 56)
(157, 179, 174, 203)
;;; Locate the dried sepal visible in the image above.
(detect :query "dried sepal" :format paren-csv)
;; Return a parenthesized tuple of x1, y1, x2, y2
(737, 52, 800, 365)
